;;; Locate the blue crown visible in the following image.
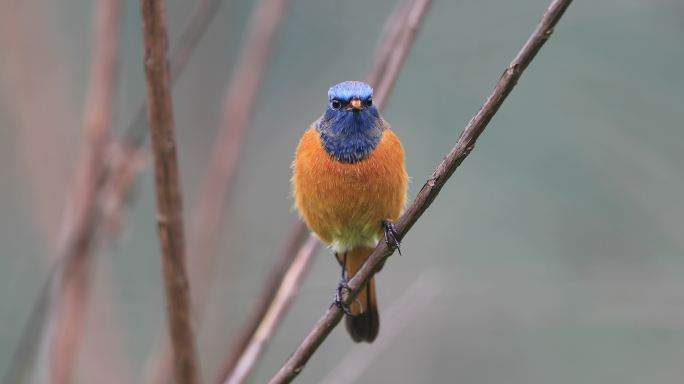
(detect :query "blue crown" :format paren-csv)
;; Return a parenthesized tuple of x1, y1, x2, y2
(328, 81, 373, 102)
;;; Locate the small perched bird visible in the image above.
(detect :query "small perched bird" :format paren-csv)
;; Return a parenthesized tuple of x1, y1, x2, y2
(292, 81, 408, 342)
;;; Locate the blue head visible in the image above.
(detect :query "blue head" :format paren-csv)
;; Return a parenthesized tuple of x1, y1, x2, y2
(316, 81, 384, 163)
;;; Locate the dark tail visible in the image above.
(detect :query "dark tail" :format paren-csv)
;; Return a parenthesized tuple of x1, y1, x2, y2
(342, 247, 379, 343)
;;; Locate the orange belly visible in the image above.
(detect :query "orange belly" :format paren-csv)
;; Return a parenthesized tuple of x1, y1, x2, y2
(292, 128, 408, 252)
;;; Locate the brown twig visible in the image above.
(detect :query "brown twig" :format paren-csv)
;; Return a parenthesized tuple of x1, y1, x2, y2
(269, 0, 573, 382)
(46, 1, 122, 382)
(5, 0, 225, 382)
(215, 0, 432, 382)
(140, 0, 200, 383)
(144, 0, 288, 382)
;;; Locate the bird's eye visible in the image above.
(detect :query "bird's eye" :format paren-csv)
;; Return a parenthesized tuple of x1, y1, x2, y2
(331, 100, 342, 110)
(365, 97, 373, 107)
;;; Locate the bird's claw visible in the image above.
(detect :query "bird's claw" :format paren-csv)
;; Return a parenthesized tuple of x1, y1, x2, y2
(331, 278, 363, 315)
(382, 220, 402, 255)
(331, 278, 353, 315)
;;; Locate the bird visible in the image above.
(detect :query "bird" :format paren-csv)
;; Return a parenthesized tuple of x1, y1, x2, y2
(292, 81, 408, 342)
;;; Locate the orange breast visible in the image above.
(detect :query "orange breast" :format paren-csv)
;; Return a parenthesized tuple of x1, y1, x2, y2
(292, 127, 408, 251)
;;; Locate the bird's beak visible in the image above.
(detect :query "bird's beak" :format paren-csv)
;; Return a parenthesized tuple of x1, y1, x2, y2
(347, 98, 363, 111)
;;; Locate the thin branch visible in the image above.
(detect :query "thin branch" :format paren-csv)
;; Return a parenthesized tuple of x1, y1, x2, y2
(373, 0, 430, 108)
(215, 0, 432, 382)
(364, 0, 413, 89)
(5, 1, 225, 381)
(222, 235, 320, 384)
(188, 0, 289, 319)
(0, 8, 82, 380)
(77, 261, 134, 384)
(144, 0, 288, 382)
(0, 0, 77, 247)
(140, 0, 200, 383)
(47, 1, 122, 382)
(215, 224, 310, 382)
(269, 1, 574, 382)
(125, 0, 226, 145)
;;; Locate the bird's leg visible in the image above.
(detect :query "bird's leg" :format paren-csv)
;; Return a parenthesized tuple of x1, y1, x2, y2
(382, 219, 402, 255)
(332, 251, 353, 315)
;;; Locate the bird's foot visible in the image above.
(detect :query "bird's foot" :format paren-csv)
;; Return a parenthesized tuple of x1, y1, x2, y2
(331, 277, 363, 315)
(331, 277, 353, 315)
(382, 220, 402, 255)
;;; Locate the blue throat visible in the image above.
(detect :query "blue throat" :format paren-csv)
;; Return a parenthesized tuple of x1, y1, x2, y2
(317, 107, 383, 164)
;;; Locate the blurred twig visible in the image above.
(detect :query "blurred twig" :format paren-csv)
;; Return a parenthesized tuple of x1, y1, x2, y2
(214, 224, 310, 383)
(124, 0, 226, 145)
(5, 0, 225, 381)
(188, 0, 289, 319)
(365, 0, 413, 91)
(215, 0, 431, 382)
(144, 0, 289, 382)
(46, 1, 122, 383)
(269, 0, 574, 382)
(0, 0, 78, 246)
(370, 0, 427, 102)
(140, 0, 200, 383)
(222, 235, 320, 384)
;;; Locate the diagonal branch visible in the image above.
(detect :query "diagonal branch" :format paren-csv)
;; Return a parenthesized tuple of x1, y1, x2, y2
(139, 0, 200, 383)
(214, 223, 311, 383)
(269, 0, 573, 382)
(125, 0, 226, 145)
(188, 0, 289, 320)
(372, 0, 431, 108)
(215, 0, 432, 382)
(221, 235, 320, 384)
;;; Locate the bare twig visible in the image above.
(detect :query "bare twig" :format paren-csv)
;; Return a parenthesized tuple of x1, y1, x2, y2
(215, 224, 310, 382)
(223, 236, 319, 384)
(125, 0, 226, 145)
(78, 257, 134, 384)
(269, 1, 573, 382)
(0, 0, 78, 247)
(5, 0, 225, 381)
(188, 0, 289, 319)
(216, 0, 432, 382)
(46, 1, 122, 382)
(368, 0, 432, 108)
(365, 0, 413, 89)
(144, 0, 288, 382)
(140, 0, 200, 383)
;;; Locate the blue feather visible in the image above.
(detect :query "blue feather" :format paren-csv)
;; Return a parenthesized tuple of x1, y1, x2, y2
(328, 81, 373, 102)
(317, 81, 384, 163)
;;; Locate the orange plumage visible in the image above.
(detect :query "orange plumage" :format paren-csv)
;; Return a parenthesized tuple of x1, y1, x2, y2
(293, 128, 407, 250)
(292, 108, 408, 342)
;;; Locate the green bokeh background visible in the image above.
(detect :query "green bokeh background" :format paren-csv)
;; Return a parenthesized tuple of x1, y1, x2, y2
(1, 0, 683, 383)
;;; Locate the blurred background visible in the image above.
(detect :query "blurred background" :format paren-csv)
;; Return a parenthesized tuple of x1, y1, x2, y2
(1, 0, 684, 383)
